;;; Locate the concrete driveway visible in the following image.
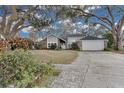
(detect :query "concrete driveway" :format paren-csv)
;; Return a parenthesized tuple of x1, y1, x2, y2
(51, 52, 124, 88)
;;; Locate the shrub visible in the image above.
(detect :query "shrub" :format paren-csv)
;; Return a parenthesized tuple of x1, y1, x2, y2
(50, 44, 57, 49)
(0, 49, 55, 87)
(103, 32, 114, 48)
(26, 39, 34, 49)
(71, 42, 79, 50)
(34, 43, 40, 49)
(104, 48, 113, 51)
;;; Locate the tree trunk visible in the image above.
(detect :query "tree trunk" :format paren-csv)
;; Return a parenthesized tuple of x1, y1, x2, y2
(117, 38, 123, 50)
(113, 34, 123, 50)
(1, 31, 18, 40)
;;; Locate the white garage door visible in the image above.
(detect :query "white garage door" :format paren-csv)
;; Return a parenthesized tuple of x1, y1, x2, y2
(82, 40, 105, 50)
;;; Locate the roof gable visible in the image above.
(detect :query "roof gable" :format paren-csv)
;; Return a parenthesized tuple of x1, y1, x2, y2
(42, 33, 67, 42)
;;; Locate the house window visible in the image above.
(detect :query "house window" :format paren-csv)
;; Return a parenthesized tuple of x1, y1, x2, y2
(48, 43, 57, 48)
(53, 43, 57, 46)
(48, 43, 51, 48)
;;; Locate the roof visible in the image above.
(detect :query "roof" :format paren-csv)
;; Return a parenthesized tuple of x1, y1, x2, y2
(81, 36, 105, 40)
(39, 33, 67, 42)
(67, 34, 83, 37)
(52, 34, 67, 42)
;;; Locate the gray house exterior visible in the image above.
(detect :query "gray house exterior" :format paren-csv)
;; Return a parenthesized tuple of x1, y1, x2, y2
(36, 33, 83, 49)
(36, 33, 108, 50)
(36, 34, 67, 49)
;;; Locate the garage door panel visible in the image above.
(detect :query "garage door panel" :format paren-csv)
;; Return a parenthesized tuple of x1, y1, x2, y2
(82, 40, 104, 50)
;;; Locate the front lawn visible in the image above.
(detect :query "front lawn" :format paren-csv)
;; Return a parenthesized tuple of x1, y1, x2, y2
(31, 50, 78, 64)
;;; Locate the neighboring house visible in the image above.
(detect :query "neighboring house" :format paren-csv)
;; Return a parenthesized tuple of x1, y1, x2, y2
(36, 34, 66, 49)
(67, 34, 83, 48)
(77, 36, 107, 51)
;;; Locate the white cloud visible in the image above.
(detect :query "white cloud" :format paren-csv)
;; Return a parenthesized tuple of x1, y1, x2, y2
(115, 22, 117, 25)
(84, 9, 90, 13)
(87, 6, 95, 10)
(84, 6, 101, 13)
(57, 19, 72, 27)
(63, 19, 71, 24)
(35, 13, 41, 19)
(72, 23, 76, 27)
(94, 24, 101, 29)
(22, 26, 34, 33)
(58, 20, 62, 24)
(88, 6, 101, 10)
(77, 22, 83, 25)
(81, 24, 89, 29)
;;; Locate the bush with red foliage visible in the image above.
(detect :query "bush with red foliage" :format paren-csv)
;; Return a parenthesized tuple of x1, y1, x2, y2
(0, 38, 29, 51)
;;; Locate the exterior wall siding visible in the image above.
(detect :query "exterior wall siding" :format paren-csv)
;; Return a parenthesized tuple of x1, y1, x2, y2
(38, 38, 47, 49)
(47, 35, 58, 48)
(58, 39, 61, 48)
(67, 36, 82, 48)
(38, 35, 67, 49)
(67, 36, 82, 43)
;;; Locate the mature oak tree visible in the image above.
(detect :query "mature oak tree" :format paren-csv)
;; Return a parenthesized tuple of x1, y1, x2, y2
(0, 5, 52, 40)
(0, 6, 32, 39)
(58, 5, 124, 50)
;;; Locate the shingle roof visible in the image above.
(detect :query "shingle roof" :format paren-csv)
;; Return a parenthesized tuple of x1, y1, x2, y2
(81, 36, 105, 40)
(67, 34, 83, 37)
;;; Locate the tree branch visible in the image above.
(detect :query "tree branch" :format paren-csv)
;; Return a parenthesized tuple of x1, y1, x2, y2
(117, 14, 124, 33)
(17, 25, 31, 31)
(106, 6, 115, 24)
(11, 5, 18, 20)
(92, 22, 111, 31)
(10, 18, 24, 38)
(71, 7, 113, 26)
(0, 6, 7, 31)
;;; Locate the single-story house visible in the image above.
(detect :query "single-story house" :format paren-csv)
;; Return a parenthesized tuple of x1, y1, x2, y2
(35, 33, 108, 50)
(35, 34, 67, 49)
(77, 36, 107, 51)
